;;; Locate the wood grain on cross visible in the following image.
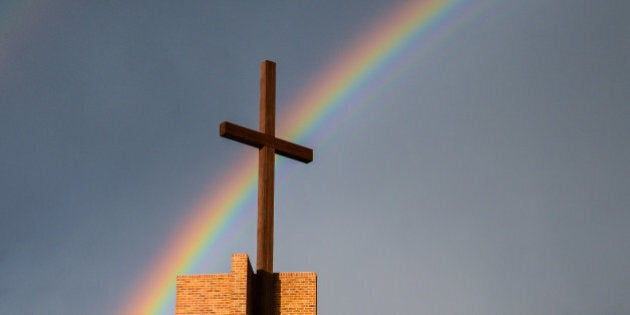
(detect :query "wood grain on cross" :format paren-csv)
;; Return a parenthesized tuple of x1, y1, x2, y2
(219, 60, 313, 315)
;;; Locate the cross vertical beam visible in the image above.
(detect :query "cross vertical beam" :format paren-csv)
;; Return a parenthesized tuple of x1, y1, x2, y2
(219, 60, 313, 315)
(258, 60, 275, 275)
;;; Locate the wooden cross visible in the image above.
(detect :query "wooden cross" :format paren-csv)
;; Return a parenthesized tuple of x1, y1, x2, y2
(219, 60, 313, 314)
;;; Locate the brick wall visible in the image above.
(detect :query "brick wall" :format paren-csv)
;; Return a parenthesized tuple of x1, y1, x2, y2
(175, 253, 316, 315)
(274, 272, 317, 314)
(176, 273, 233, 314)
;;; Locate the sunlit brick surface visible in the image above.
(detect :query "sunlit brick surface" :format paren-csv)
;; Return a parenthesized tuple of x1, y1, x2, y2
(176, 254, 316, 315)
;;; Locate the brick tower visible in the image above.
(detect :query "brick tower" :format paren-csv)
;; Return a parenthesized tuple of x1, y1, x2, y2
(176, 254, 317, 314)
(175, 61, 317, 314)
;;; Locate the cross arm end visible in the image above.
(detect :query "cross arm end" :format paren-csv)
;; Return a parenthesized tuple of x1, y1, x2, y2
(220, 121, 265, 149)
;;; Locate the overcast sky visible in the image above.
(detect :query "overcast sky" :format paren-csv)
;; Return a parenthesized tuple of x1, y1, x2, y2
(1, 1, 629, 314)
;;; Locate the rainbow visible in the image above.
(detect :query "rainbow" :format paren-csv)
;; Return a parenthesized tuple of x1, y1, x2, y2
(119, 0, 488, 313)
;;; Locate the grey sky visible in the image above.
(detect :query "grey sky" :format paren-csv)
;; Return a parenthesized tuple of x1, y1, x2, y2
(1, 0, 628, 314)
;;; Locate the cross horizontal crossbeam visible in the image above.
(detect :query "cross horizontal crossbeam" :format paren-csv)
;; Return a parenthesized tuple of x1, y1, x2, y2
(220, 121, 313, 163)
